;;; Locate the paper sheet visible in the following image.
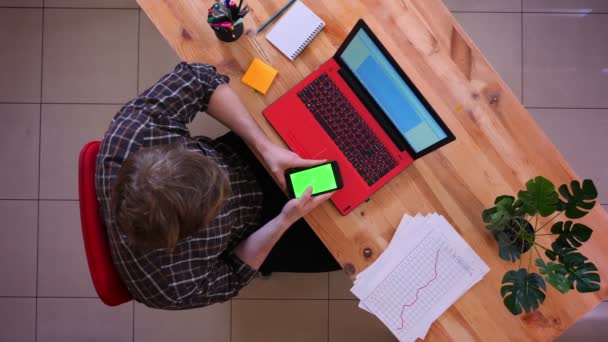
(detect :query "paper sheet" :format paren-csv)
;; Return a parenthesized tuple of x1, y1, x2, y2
(351, 214, 489, 342)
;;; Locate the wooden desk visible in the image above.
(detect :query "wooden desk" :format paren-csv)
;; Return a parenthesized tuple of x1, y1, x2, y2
(138, 0, 608, 340)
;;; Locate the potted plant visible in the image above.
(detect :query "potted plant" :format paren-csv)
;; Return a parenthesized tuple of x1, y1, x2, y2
(482, 176, 601, 315)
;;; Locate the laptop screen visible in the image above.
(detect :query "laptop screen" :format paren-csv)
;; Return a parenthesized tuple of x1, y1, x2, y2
(338, 29, 448, 153)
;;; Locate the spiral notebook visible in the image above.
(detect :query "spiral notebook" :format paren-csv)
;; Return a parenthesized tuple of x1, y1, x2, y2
(265, 1, 325, 61)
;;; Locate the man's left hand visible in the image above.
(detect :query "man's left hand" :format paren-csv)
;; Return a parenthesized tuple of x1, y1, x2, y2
(261, 144, 325, 190)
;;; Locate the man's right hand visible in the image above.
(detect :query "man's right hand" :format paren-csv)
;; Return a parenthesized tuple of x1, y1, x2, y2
(279, 187, 335, 226)
(234, 187, 334, 270)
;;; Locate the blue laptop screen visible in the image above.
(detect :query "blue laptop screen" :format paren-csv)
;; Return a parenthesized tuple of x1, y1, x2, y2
(339, 29, 447, 153)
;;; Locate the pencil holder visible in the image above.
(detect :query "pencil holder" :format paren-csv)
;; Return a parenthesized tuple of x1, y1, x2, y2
(213, 22, 244, 42)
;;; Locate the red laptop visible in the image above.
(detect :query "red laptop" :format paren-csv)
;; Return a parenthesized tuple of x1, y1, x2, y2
(263, 19, 455, 215)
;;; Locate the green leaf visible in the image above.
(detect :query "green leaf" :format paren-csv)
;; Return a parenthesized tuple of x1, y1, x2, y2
(489, 199, 514, 231)
(550, 221, 593, 248)
(495, 231, 522, 262)
(495, 195, 515, 205)
(546, 240, 576, 262)
(518, 176, 559, 217)
(536, 258, 570, 294)
(483, 196, 515, 223)
(558, 179, 598, 219)
(483, 197, 524, 232)
(561, 252, 601, 293)
(482, 207, 496, 224)
(501, 269, 546, 315)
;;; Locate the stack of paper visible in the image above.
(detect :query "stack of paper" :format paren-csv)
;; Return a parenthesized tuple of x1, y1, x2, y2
(351, 214, 490, 342)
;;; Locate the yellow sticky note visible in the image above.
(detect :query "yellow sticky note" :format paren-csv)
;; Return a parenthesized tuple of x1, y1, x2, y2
(241, 58, 278, 95)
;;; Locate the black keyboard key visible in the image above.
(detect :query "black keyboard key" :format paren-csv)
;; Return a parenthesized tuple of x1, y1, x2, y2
(303, 88, 313, 99)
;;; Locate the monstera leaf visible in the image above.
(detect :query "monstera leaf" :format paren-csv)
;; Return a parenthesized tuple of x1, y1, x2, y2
(501, 269, 546, 315)
(518, 176, 559, 217)
(536, 258, 570, 294)
(482, 196, 525, 232)
(545, 240, 576, 262)
(495, 231, 523, 262)
(561, 252, 601, 293)
(486, 198, 513, 232)
(558, 179, 598, 219)
(551, 221, 592, 248)
(483, 196, 514, 223)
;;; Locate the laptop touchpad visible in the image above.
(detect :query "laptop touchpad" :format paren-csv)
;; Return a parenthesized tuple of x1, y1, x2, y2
(287, 130, 328, 160)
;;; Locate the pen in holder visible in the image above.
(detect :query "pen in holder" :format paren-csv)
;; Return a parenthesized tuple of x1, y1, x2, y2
(208, 0, 249, 42)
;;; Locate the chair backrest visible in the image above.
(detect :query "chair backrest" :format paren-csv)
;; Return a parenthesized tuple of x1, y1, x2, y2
(78, 141, 132, 306)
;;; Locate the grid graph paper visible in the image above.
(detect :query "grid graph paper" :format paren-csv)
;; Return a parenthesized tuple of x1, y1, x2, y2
(364, 231, 472, 333)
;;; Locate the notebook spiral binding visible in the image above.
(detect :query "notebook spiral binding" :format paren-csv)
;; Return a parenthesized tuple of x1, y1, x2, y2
(290, 23, 325, 60)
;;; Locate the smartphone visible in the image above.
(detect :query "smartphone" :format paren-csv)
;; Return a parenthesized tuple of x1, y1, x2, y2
(285, 161, 344, 199)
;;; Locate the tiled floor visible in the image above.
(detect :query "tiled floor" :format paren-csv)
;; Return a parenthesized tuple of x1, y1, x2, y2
(0, 1, 606, 341)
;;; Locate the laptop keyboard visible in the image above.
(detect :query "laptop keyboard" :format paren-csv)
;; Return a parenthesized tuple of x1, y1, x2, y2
(297, 73, 398, 186)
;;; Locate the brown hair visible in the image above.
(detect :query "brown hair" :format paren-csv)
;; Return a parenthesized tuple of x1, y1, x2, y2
(111, 144, 230, 251)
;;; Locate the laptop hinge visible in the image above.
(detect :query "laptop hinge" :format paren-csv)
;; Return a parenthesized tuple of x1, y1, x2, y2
(337, 68, 409, 152)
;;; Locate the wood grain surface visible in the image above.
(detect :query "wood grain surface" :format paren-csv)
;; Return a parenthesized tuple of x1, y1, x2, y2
(138, 0, 608, 340)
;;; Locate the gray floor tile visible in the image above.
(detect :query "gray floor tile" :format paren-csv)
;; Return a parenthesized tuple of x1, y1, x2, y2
(524, 0, 608, 13)
(37, 298, 132, 342)
(530, 108, 608, 204)
(0, 201, 37, 296)
(444, 0, 521, 12)
(38, 200, 97, 297)
(232, 300, 328, 342)
(237, 272, 328, 299)
(0, 298, 36, 342)
(45, 0, 138, 8)
(329, 271, 356, 300)
(134, 301, 230, 342)
(0, 104, 39, 199)
(453, 12, 522, 101)
(0, 0, 41, 6)
(42, 8, 138, 103)
(329, 300, 396, 342)
(39, 104, 119, 199)
(523, 13, 608, 108)
(0, 9, 42, 102)
(557, 302, 608, 341)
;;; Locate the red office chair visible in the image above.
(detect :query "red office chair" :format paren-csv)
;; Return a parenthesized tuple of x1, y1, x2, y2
(78, 141, 132, 306)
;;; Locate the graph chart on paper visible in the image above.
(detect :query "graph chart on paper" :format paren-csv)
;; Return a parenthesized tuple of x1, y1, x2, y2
(363, 232, 474, 333)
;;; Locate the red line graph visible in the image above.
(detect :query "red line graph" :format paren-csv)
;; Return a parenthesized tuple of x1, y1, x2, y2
(396, 249, 441, 330)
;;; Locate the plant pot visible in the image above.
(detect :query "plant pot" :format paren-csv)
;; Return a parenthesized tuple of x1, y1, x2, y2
(504, 218, 534, 253)
(213, 23, 244, 42)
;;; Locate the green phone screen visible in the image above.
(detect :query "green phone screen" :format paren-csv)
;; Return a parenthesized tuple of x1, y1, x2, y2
(289, 163, 337, 198)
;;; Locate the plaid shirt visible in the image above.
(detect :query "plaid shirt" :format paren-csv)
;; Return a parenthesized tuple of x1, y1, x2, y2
(96, 63, 263, 309)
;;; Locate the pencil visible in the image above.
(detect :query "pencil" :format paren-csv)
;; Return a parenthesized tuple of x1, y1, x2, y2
(255, 0, 296, 34)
